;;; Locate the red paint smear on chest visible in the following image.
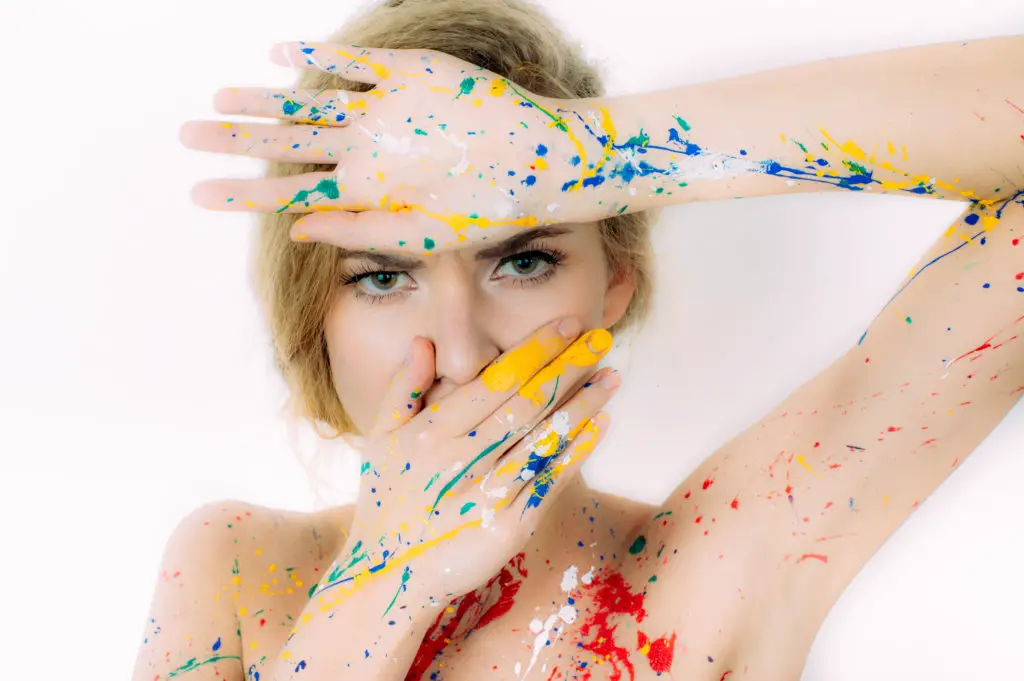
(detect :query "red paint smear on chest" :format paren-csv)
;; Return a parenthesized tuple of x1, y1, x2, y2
(405, 553, 528, 681)
(575, 570, 648, 681)
(637, 630, 678, 673)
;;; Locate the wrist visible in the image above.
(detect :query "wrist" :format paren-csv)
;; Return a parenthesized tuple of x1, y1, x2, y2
(539, 94, 644, 222)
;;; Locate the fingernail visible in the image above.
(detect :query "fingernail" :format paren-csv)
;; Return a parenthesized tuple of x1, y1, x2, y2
(584, 328, 613, 354)
(598, 368, 621, 391)
(557, 317, 582, 339)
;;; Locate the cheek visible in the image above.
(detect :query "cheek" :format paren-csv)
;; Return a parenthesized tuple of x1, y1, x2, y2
(326, 314, 405, 426)
(500, 263, 604, 315)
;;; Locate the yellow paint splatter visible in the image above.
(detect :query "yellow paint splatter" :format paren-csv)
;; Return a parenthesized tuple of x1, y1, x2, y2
(481, 329, 612, 405)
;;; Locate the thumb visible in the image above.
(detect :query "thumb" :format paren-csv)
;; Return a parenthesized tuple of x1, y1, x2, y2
(369, 336, 436, 438)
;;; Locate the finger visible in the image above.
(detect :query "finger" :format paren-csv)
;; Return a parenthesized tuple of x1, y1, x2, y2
(269, 41, 398, 85)
(189, 171, 372, 213)
(507, 411, 611, 521)
(179, 119, 344, 164)
(486, 368, 619, 504)
(427, 322, 612, 442)
(408, 318, 579, 440)
(212, 87, 360, 126)
(290, 204, 464, 253)
(368, 336, 436, 439)
(463, 329, 613, 448)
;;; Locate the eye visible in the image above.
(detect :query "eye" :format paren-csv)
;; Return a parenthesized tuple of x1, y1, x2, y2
(340, 245, 567, 304)
(495, 250, 556, 278)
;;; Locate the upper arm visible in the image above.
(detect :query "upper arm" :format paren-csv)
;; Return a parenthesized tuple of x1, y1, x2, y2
(625, 198, 1024, 664)
(131, 500, 247, 681)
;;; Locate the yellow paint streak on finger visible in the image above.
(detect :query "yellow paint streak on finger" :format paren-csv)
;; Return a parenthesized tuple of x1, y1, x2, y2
(481, 334, 564, 392)
(331, 48, 391, 80)
(518, 329, 612, 405)
(481, 329, 612, 405)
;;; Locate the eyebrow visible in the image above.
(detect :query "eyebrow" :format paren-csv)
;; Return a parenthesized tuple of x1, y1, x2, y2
(339, 225, 574, 270)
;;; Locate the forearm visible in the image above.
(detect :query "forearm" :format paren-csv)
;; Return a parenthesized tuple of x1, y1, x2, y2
(267, 554, 445, 681)
(558, 34, 1023, 213)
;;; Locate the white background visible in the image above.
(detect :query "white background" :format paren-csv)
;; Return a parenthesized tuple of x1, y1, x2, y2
(1, 0, 1023, 678)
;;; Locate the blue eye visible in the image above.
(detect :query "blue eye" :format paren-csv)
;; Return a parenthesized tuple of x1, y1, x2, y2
(342, 246, 567, 304)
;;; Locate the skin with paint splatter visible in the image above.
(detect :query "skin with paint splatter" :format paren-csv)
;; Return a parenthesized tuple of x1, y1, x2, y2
(155, 33, 1024, 681)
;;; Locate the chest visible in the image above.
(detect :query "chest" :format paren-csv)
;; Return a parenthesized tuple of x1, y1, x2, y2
(238, 503, 813, 681)
(405, 555, 688, 681)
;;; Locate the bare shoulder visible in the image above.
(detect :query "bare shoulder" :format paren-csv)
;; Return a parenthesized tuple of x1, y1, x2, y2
(207, 500, 358, 677)
(131, 499, 253, 681)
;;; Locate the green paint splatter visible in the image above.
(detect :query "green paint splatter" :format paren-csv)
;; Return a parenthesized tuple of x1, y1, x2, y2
(459, 502, 477, 515)
(382, 566, 412, 618)
(226, 198, 234, 203)
(844, 160, 869, 175)
(458, 77, 476, 97)
(398, 240, 406, 246)
(673, 115, 691, 132)
(653, 510, 673, 519)
(414, 128, 427, 135)
(282, 99, 305, 116)
(361, 461, 371, 476)
(411, 390, 422, 398)
(905, 316, 913, 324)
(424, 237, 435, 250)
(543, 375, 560, 410)
(628, 535, 647, 555)
(624, 129, 650, 147)
(165, 655, 243, 678)
(424, 472, 440, 492)
(648, 574, 658, 583)
(431, 434, 511, 511)
(276, 176, 340, 213)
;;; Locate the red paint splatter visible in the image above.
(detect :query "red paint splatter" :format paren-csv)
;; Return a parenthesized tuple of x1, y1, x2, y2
(796, 553, 829, 564)
(1013, 238, 1020, 246)
(887, 426, 902, 432)
(730, 497, 740, 510)
(406, 553, 528, 681)
(1016, 273, 1024, 280)
(637, 630, 678, 673)
(702, 477, 715, 490)
(576, 570, 648, 681)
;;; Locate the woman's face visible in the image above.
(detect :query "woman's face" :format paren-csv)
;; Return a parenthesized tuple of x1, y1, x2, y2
(324, 221, 636, 436)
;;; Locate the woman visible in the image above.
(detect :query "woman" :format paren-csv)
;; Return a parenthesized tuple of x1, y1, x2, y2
(143, 0, 1024, 679)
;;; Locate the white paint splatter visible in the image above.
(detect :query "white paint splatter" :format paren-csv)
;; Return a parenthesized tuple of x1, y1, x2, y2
(357, 120, 426, 157)
(435, 127, 470, 176)
(581, 566, 595, 585)
(666, 151, 763, 181)
(558, 604, 577, 624)
(521, 613, 560, 680)
(560, 565, 579, 592)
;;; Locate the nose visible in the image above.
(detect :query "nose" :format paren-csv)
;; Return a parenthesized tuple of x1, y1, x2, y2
(422, 256, 502, 394)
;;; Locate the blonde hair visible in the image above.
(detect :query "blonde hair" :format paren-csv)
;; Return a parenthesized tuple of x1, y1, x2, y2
(251, 0, 659, 449)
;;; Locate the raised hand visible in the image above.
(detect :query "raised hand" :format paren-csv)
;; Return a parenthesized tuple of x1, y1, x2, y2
(317, 317, 621, 605)
(179, 41, 614, 253)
